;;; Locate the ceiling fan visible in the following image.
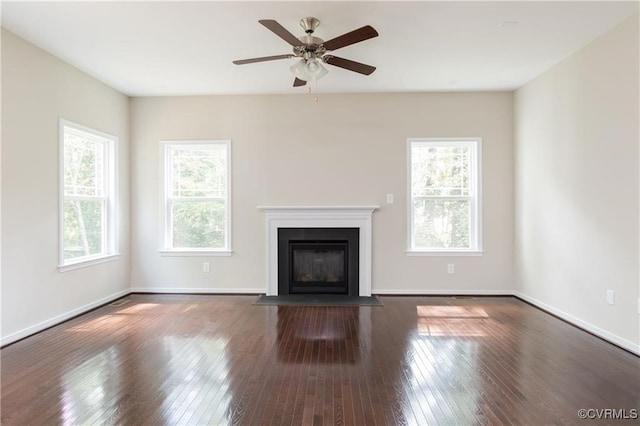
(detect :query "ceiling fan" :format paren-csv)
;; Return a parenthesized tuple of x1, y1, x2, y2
(233, 17, 378, 87)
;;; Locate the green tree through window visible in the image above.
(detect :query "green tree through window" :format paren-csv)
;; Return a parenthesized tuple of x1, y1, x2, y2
(60, 121, 116, 265)
(163, 141, 231, 251)
(409, 139, 481, 251)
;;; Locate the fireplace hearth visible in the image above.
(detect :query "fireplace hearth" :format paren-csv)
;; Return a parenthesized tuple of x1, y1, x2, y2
(278, 228, 359, 296)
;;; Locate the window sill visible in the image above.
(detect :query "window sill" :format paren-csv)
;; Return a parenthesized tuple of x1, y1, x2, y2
(406, 250, 484, 257)
(58, 253, 121, 272)
(159, 250, 234, 257)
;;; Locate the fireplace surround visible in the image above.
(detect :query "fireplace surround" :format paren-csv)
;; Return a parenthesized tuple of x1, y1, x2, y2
(258, 206, 379, 296)
(278, 227, 359, 296)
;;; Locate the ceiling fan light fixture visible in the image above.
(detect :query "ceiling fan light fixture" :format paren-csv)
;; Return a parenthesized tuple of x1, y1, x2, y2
(289, 59, 308, 80)
(305, 58, 328, 81)
(289, 58, 328, 83)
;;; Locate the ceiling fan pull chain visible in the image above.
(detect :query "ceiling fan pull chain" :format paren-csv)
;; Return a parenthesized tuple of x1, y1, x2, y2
(306, 79, 320, 103)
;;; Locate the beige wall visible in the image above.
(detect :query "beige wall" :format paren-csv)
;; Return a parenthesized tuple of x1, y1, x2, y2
(514, 15, 640, 352)
(1, 30, 131, 344)
(130, 92, 514, 294)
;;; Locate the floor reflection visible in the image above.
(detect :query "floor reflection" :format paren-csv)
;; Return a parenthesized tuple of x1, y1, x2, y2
(403, 337, 481, 424)
(276, 306, 363, 363)
(399, 302, 518, 423)
(160, 336, 231, 425)
(60, 346, 121, 425)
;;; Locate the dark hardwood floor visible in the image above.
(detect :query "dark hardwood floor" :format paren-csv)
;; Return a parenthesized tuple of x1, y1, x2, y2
(1, 295, 638, 425)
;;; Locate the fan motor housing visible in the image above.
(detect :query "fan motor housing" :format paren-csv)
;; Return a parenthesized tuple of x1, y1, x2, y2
(294, 35, 326, 58)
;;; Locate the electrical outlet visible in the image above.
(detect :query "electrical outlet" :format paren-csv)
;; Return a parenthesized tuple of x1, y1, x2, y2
(606, 289, 614, 305)
(447, 264, 455, 274)
(203, 262, 210, 273)
(386, 193, 394, 204)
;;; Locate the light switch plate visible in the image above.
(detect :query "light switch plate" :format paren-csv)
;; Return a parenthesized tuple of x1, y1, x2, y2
(606, 289, 614, 305)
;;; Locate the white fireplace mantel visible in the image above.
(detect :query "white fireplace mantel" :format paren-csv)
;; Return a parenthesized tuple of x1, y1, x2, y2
(257, 206, 379, 296)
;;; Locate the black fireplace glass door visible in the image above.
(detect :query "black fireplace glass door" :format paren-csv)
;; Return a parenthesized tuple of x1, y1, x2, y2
(290, 242, 347, 294)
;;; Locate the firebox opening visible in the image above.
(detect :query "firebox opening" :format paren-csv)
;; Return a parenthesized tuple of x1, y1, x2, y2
(278, 228, 359, 296)
(290, 241, 348, 294)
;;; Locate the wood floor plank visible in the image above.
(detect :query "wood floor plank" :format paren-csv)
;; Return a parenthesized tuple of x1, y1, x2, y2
(2, 295, 639, 425)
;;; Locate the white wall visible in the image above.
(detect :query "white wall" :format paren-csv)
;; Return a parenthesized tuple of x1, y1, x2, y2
(514, 15, 639, 352)
(130, 92, 514, 294)
(1, 30, 131, 344)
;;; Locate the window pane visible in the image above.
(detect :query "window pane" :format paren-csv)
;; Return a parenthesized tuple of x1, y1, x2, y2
(63, 199, 104, 260)
(172, 200, 225, 248)
(64, 133, 104, 196)
(412, 145, 470, 196)
(413, 199, 470, 249)
(171, 146, 227, 198)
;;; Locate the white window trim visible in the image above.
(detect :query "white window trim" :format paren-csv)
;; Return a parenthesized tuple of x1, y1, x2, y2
(159, 140, 232, 254)
(58, 119, 119, 271)
(406, 137, 483, 256)
(58, 254, 120, 272)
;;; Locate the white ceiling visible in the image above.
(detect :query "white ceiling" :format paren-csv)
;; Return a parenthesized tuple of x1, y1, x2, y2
(2, 1, 638, 96)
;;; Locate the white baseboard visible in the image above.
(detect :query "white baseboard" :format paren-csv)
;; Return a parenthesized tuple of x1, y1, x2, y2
(1, 289, 129, 347)
(374, 289, 513, 296)
(514, 291, 640, 355)
(129, 287, 264, 294)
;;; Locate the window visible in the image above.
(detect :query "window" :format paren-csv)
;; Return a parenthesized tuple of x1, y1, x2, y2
(60, 120, 118, 270)
(408, 138, 482, 254)
(161, 141, 231, 254)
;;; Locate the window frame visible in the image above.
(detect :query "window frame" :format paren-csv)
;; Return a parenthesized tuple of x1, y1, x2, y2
(58, 119, 119, 271)
(406, 137, 483, 256)
(159, 140, 232, 256)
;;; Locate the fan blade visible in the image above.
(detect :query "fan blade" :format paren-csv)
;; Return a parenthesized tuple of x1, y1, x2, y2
(322, 25, 378, 51)
(293, 78, 307, 87)
(233, 54, 293, 65)
(323, 56, 376, 75)
(259, 19, 302, 46)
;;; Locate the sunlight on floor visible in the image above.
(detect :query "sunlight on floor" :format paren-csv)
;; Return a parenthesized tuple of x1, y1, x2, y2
(67, 315, 127, 333)
(416, 305, 490, 337)
(116, 303, 161, 314)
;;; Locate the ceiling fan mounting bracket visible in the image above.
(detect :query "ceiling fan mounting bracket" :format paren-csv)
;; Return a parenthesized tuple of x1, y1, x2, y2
(299, 17, 320, 34)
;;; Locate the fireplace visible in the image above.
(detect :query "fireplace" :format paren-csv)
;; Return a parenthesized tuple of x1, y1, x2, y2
(278, 228, 359, 296)
(258, 206, 378, 296)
